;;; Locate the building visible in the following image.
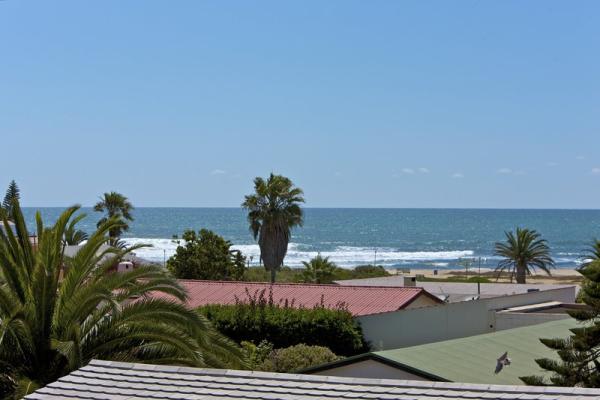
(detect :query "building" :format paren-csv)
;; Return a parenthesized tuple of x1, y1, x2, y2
(305, 318, 577, 385)
(332, 277, 580, 349)
(25, 359, 600, 400)
(149, 280, 442, 316)
(335, 275, 578, 303)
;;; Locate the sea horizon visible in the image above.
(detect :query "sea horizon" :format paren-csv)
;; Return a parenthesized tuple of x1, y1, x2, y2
(19, 207, 600, 270)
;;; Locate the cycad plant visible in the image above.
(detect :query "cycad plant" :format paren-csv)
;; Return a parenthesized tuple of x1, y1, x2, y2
(494, 227, 554, 284)
(0, 201, 243, 398)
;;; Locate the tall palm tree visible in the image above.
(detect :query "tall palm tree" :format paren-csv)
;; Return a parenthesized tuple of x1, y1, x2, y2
(494, 227, 554, 284)
(94, 191, 134, 246)
(0, 201, 243, 398)
(242, 174, 304, 283)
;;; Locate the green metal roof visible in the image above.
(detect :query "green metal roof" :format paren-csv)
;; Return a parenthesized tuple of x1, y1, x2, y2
(371, 318, 578, 385)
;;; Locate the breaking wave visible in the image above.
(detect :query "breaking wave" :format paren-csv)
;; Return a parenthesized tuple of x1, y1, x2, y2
(122, 238, 475, 268)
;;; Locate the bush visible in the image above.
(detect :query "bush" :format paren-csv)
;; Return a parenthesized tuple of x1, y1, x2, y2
(199, 290, 369, 356)
(242, 264, 389, 283)
(261, 344, 340, 372)
(333, 264, 390, 280)
(167, 229, 246, 280)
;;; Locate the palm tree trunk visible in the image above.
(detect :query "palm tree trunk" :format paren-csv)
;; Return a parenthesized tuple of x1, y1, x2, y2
(270, 267, 276, 284)
(516, 262, 526, 284)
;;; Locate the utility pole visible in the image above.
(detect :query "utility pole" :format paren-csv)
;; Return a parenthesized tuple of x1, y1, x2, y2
(477, 257, 482, 295)
(374, 248, 377, 267)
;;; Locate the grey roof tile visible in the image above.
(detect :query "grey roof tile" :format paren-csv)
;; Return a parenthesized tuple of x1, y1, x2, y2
(24, 360, 600, 400)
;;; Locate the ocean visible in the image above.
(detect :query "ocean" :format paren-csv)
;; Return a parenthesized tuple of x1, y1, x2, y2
(21, 208, 600, 270)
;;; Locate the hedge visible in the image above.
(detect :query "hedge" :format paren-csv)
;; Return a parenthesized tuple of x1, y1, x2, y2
(198, 290, 369, 356)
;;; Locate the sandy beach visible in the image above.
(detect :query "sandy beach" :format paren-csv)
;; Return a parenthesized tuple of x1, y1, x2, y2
(391, 267, 584, 285)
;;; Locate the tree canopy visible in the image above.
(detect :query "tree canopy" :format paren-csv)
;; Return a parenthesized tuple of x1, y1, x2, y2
(521, 259, 600, 387)
(94, 191, 134, 245)
(494, 227, 554, 284)
(242, 173, 304, 283)
(167, 229, 246, 280)
(1, 180, 20, 220)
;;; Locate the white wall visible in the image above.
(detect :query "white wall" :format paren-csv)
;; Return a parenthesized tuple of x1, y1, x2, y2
(358, 287, 576, 350)
(311, 359, 430, 381)
(495, 312, 570, 331)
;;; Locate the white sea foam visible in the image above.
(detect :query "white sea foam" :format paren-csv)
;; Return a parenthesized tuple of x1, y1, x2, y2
(122, 238, 475, 268)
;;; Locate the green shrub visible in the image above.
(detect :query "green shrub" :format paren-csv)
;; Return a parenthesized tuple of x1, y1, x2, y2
(332, 264, 390, 280)
(167, 229, 246, 280)
(241, 340, 274, 370)
(199, 290, 369, 356)
(260, 344, 340, 372)
(242, 264, 389, 283)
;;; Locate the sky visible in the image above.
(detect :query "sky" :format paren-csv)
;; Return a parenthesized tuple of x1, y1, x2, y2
(1, 1, 599, 209)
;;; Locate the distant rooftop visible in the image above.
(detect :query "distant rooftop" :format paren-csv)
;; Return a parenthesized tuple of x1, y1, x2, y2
(150, 280, 442, 316)
(306, 318, 579, 386)
(26, 359, 600, 399)
(335, 275, 577, 302)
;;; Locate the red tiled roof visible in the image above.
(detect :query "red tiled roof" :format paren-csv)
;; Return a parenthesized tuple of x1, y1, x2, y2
(155, 280, 441, 316)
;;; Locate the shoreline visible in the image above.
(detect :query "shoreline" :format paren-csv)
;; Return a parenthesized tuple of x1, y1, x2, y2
(386, 267, 583, 285)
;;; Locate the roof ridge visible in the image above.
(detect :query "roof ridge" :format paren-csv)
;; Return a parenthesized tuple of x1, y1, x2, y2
(84, 360, 594, 395)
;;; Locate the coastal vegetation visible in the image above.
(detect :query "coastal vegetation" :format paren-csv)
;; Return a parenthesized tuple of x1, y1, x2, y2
(0, 180, 20, 220)
(494, 228, 554, 284)
(94, 191, 134, 246)
(199, 289, 369, 356)
(0, 202, 243, 398)
(522, 258, 600, 387)
(242, 264, 389, 283)
(242, 174, 304, 283)
(301, 254, 337, 284)
(168, 229, 246, 280)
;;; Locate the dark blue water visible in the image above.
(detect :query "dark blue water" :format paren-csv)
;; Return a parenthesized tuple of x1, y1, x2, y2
(21, 208, 600, 269)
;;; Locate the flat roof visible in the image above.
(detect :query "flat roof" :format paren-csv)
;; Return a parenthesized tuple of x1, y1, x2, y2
(149, 280, 442, 316)
(306, 318, 579, 386)
(335, 276, 577, 302)
(26, 359, 600, 399)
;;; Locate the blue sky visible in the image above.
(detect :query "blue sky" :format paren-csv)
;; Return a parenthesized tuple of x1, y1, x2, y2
(1, 1, 599, 208)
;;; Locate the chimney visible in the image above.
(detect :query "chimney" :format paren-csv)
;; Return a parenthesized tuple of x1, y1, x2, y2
(403, 276, 417, 287)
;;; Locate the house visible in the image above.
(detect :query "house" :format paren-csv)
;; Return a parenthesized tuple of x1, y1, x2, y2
(304, 318, 578, 386)
(340, 279, 580, 350)
(25, 359, 600, 399)
(150, 280, 443, 316)
(335, 276, 578, 303)
(63, 244, 145, 273)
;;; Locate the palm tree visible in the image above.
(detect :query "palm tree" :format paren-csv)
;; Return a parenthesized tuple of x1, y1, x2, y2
(0, 201, 244, 398)
(494, 227, 554, 284)
(63, 213, 89, 245)
(242, 174, 304, 283)
(94, 191, 134, 246)
(302, 254, 337, 284)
